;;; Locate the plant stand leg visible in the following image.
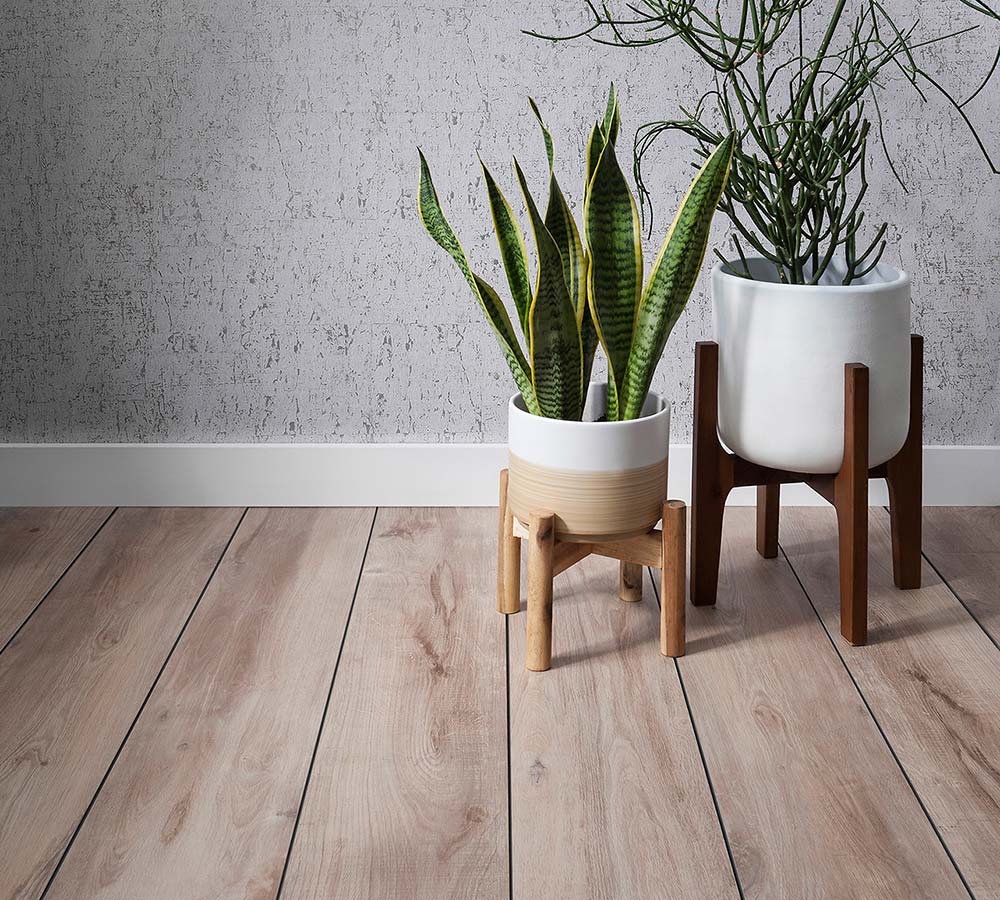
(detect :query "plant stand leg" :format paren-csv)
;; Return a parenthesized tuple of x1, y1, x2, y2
(884, 334, 923, 590)
(497, 470, 510, 613)
(526, 513, 555, 671)
(619, 561, 643, 602)
(691, 493, 725, 608)
(834, 363, 870, 646)
(661, 500, 687, 658)
(497, 470, 522, 615)
(691, 341, 730, 607)
(756, 483, 780, 559)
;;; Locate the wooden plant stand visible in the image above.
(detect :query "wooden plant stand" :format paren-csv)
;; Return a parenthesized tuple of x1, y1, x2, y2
(497, 469, 687, 671)
(691, 335, 923, 645)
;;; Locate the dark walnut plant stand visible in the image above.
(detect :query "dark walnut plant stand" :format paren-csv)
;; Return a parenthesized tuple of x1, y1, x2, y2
(497, 470, 688, 671)
(691, 335, 924, 645)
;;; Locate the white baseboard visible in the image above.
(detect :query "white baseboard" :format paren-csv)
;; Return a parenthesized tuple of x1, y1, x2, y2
(0, 443, 997, 507)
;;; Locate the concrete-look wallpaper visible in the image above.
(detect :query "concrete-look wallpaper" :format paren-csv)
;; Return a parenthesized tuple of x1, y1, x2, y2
(2, 0, 999, 444)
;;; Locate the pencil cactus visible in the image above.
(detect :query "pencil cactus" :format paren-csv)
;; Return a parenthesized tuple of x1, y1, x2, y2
(418, 86, 734, 420)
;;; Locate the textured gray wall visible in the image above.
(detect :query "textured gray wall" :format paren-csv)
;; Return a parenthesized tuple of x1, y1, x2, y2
(2, 0, 998, 444)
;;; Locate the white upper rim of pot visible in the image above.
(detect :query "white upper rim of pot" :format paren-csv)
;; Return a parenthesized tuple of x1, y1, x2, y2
(508, 383, 671, 470)
(712, 256, 909, 293)
(509, 386, 669, 427)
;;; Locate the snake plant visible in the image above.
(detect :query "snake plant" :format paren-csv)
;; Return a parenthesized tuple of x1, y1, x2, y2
(418, 86, 734, 420)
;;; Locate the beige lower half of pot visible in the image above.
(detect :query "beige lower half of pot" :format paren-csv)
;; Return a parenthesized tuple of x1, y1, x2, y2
(507, 453, 668, 542)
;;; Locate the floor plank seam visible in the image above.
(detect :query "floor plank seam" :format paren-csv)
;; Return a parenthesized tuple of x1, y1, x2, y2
(921, 554, 1000, 657)
(36, 506, 250, 900)
(273, 506, 379, 900)
(882, 505, 1000, 656)
(777, 542, 978, 900)
(646, 567, 747, 900)
(505, 612, 514, 900)
(0, 506, 117, 660)
(923, 552, 1000, 658)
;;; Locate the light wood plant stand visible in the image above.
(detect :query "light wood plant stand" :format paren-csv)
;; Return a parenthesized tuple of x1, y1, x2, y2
(497, 469, 687, 671)
(691, 335, 923, 646)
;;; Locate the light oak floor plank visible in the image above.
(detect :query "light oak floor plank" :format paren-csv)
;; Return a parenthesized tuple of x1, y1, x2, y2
(43, 507, 374, 900)
(280, 508, 508, 900)
(922, 507, 1000, 645)
(780, 506, 1000, 898)
(509, 554, 740, 899)
(678, 508, 969, 900)
(0, 507, 112, 649)
(0, 507, 242, 900)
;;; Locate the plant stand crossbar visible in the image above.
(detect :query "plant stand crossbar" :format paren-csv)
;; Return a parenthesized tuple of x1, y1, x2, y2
(691, 335, 923, 645)
(497, 469, 687, 671)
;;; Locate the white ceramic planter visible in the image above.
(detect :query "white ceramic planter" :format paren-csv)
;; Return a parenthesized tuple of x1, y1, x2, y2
(507, 382, 671, 541)
(712, 257, 911, 474)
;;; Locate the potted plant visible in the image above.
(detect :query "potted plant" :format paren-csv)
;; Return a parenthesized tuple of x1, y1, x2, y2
(418, 88, 734, 538)
(534, 1, 999, 473)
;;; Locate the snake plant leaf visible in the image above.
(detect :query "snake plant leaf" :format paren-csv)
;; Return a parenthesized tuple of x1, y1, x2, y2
(480, 159, 532, 336)
(514, 157, 584, 420)
(528, 98, 554, 171)
(417, 151, 540, 415)
(581, 124, 604, 400)
(585, 121, 605, 203)
(579, 254, 599, 393)
(545, 177, 586, 322)
(601, 83, 620, 146)
(621, 134, 736, 420)
(528, 99, 587, 323)
(584, 136, 642, 421)
(473, 275, 542, 412)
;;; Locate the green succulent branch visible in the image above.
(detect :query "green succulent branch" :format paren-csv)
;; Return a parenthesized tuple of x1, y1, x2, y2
(530, 1, 1000, 284)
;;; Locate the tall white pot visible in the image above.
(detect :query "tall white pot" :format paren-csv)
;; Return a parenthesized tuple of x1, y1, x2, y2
(712, 258, 911, 474)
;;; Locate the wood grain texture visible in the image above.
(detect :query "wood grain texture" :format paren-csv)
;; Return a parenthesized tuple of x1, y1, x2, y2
(0, 506, 111, 647)
(526, 512, 556, 672)
(755, 484, 779, 559)
(691, 340, 729, 607)
(0, 507, 241, 900)
(43, 507, 374, 900)
(618, 560, 642, 602)
(589, 530, 662, 567)
(552, 540, 592, 577)
(510, 554, 738, 900)
(880, 334, 923, 589)
(661, 500, 685, 658)
(923, 507, 1000, 643)
(497, 469, 509, 612)
(280, 508, 508, 900)
(498, 469, 520, 614)
(508, 453, 667, 541)
(781, 506, 1000, 898)
(833, 362, 870, 645)
(679, 508, 968, 900)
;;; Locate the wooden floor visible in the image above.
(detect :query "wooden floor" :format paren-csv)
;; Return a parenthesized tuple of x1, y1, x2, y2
(1, 506, 999, 899)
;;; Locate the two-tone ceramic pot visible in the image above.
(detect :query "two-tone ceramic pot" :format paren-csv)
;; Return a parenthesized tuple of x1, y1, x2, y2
(506, 382, 670, 542)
